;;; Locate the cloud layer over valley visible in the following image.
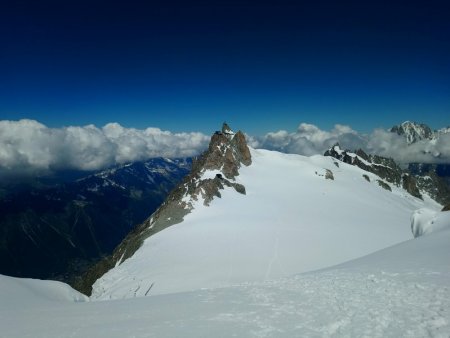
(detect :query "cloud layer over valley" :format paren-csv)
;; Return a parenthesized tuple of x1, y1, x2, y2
(0, 120, 209, 179)
(0, 119, 449, 181)
(249, 123, 450, 165)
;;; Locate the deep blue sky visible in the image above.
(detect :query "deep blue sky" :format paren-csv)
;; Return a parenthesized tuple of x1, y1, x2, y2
(1, 0, 449, 134)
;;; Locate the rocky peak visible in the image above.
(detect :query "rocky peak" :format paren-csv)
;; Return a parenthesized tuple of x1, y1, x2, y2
(201, 123, 251, 179)
(77, 124, 252, 295)
(390, 121, 434, 144)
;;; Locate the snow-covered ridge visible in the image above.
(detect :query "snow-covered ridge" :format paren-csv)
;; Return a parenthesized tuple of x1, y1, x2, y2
(76, 124, 252, 295)
(91, 146, 439, 300)
(390, 120, 449, 145)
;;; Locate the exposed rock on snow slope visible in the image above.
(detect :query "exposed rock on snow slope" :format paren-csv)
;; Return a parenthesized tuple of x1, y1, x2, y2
(325, 143, 450, 206)
(91, 138, 440, 299)
(324, 144, 422, 198)
(79, 123, 251, 295)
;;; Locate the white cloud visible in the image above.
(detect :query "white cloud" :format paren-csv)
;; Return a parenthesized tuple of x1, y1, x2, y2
(252, 123, 450, 165)
(1, 119, 449, 181)
(253, 123, 366, 156)
(0, 119, 209, 179)
(366, 128, 450, 164)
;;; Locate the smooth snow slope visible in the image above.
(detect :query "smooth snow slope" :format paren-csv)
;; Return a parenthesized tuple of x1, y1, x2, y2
(92, 148, 439, 299)
(0, 274, 87, 306)
(2, 212, 449, 338)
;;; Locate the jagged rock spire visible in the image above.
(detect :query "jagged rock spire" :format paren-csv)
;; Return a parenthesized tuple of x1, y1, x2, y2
(77, 123, 253, 295)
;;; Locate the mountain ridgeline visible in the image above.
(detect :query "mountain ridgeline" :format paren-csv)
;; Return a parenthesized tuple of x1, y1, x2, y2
(78, 122, 450, 295)
(77, 123, 252, 295)
(390, 120, 450, 144)
(324, 144, 450, 205)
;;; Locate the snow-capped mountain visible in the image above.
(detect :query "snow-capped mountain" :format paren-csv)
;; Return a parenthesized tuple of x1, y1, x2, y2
(390, 121, 435, 144)
(0, 158, 190, 286)
(390, 120, 450, 144)
(88, 124, 441, 300)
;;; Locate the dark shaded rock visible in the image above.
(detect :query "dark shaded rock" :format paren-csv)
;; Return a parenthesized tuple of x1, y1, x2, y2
(355, 149, 370, 161)
(233, 183, 246, 194)
(377, 180, 392, 192)
(442, 204, 450, 212)
(408, 164, 450, 206)
(325, 169, 334, 180)
(402, 173, 422, 199)
(415, 172, 450, 206)
(363, 174, 370, 182)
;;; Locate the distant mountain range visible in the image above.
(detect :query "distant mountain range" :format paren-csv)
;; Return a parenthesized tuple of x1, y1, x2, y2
(0, 158, 191, 286)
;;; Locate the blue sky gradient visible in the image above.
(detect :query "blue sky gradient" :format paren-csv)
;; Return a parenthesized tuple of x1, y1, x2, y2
(1, 0, 449, 134)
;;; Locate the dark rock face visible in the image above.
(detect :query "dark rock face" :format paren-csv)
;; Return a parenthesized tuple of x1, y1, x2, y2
(442, 204, 450, 212)
(325, 169, 334, 180)
(408, 163, 450, 185)
(415, 172, 450, 206)
(408, 163, 450, 206)
(363, 174, 370, 182)
(377, 180, 392, 192)
(401, 173, 422, 199)
(77, 124, 252, 295)
(325, 144, 421, 199)
(0, 158, 191, 287)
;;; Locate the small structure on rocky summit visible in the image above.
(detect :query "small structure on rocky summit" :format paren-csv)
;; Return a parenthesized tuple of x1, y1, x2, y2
(222, 122, 235, 135)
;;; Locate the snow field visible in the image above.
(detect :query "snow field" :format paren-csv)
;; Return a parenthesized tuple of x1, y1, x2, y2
(92, 148, 437, 299)
(2, 224, 450, 338)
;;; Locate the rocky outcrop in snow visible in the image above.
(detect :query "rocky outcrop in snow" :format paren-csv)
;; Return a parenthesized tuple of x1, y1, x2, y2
(77, 123, 252, 295)
(324, 143, 422, 199)
(324, 142, 450, 205)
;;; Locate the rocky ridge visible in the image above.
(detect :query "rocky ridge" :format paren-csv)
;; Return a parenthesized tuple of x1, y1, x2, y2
(77, 123, 252, 295)
(324, 144, 450, 205)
